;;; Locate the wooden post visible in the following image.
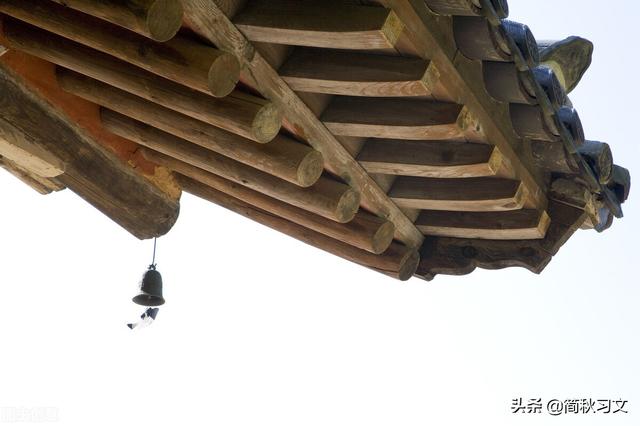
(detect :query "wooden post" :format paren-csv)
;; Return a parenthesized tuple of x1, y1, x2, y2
(0, 18, 281, 143)
(57, 70, 322, 187)
(0, 0, 240, 97)
(49, 0, 184, 42)
(174, 171, 394, 254)
(0, 63, 179, 239)
(180, 175, 418, 281)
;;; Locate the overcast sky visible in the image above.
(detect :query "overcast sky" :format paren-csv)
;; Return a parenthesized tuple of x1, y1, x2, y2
(0, 1, 638, 425)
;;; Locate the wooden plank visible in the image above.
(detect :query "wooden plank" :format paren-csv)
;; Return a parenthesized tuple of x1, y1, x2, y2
(182, 0, 424, 248)
(175, 169, 394, 254)
(279, 48, 433, 97)
(380, 0, 547, 210)
(416, 209, 550, 240)
(134, 135, 360, 224)
(389, 176, 525, 211)
(48, 0, 184, 42)
(356, 139, 502, 178)
(234, 0, 404, 50)
(321, 96, 464, 140)
(0, 0, 241, 97)
(416, 201, 587, 280)
(0, 116, 66, 178)
(59, 69, 323, 187)
(0, 18, 281, 144)
(180, 175, 419, 281)
(0, 63, 179, 239)
(0, 156, 64, 195)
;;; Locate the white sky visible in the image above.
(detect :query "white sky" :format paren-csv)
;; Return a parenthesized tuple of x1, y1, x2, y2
(0, 0, 638, 425)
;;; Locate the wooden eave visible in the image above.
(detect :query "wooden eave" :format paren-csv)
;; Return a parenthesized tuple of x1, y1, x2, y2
(0, 0, 630, 281)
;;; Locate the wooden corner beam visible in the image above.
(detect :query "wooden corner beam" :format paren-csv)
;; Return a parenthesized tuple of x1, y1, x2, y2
(0, 63, 179, 239)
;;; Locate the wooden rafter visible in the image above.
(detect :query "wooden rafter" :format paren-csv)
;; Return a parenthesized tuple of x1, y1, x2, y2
(380, 0, 547, 210)
(181, 0, 425, 248)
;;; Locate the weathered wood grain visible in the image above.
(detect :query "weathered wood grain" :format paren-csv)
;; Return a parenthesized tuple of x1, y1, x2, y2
(139, 141, 360, 224)
(279, 48, 433, 97)
(0, 63, 179, 239)
(0, 0, 241, 97)
(180, 175, 419, 281)
(102, 108, 323, 188)
(416, 209, 550, 240)
(416, 201, 587, 279)
(356, 139, 502, 177)
(49, 0, 184, 42)
(0, 155, 64, 195)
(0, 116, 66, 178)
(58, 68, 323, 187)
(389, 176, 525, 211)
(321, 96, 464, 140)
(1, 18, 281, 144)
(182, 0, 424, 247)
(234, 0, 404, 50)
(175, 171, 394, 254)
(379, 0, 546, 210)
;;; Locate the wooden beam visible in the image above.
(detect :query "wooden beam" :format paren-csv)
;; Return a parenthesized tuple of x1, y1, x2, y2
(356, 139, 502, 178)
(0, 155, 64, 195)
(0, 0, 241, 97)
(321, 96, 464, 140)
(389, 176, 526, 211)
(175, 169, 394, 254)
(49, 0, 184, 42)
(58, 69, 323, 187)
(416, 201, 587, 279)
(134, 135, 360, 224)
(380, 0, 547, 210)
(182, 0, 424, 248)
(416, 209, 550, 240)
(279, 48, 434, 97)
(0, 116, 66, 178)
(0, 63, 179, 239)
(0, 18, 281, 144)
(0, 44, 7, 57)
(180, 175, 419, 281)
(234, 0, 404, 50)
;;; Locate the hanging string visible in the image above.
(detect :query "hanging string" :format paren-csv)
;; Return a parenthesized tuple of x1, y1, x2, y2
(150, 237, 157, 269)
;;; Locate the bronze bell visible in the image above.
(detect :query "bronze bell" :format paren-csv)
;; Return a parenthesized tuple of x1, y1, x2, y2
(132, 265, 165, 306)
